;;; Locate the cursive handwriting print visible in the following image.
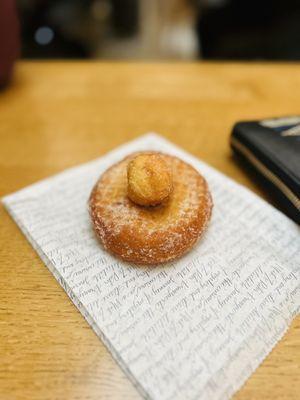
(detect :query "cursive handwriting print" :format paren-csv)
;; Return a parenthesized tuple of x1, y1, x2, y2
(3, 134, 300, 400)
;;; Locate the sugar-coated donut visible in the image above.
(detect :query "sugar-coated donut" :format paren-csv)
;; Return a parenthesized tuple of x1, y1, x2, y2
(89, 151, 213, 265)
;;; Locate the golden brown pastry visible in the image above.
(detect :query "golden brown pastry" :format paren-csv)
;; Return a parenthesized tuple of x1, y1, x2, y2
(127, 153, 173, 206)
(89, 152, 212, 265)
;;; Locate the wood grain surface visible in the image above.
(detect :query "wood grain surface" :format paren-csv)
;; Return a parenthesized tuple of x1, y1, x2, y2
(0, 62, 299, 400)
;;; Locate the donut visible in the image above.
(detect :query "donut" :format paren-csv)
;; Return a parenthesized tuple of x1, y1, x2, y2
(89, 152, 213, 265)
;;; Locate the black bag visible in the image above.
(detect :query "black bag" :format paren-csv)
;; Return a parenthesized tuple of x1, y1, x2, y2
(231, 116, 300, 224)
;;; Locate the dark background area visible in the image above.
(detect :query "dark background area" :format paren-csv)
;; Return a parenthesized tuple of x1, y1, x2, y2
(13, 0, 300, 60)
(198, 0, 300, 60)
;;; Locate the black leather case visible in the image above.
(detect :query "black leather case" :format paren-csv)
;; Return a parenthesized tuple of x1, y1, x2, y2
(230, 116, 300, 224)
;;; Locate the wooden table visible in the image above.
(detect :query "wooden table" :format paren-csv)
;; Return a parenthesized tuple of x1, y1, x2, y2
(1, 62, 299, 400)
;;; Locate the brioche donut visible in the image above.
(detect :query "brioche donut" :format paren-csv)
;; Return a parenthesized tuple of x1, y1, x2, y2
(89, 152, 213, 265)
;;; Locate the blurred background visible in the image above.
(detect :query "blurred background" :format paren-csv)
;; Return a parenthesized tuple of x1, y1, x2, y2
(1, 0, 300, 85)
(14, 0, 300, 61)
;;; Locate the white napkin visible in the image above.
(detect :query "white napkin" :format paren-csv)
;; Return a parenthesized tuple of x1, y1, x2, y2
(3, 133, 300, 400)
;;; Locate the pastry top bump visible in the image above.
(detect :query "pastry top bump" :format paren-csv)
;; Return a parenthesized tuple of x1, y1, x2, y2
(127, 153, 173, 206)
